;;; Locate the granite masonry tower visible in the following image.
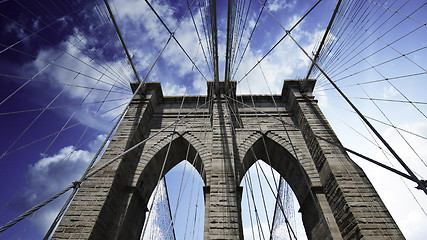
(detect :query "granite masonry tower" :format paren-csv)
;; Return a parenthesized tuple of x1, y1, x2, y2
(51, 79, 403, 239)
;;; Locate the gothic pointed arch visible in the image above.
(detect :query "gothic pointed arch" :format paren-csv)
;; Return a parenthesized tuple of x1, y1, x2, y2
(135, 131, 208, 203)
(239, 131, 317, 199)
(240, 132, 338, 239)
(114, 131, 208, 239)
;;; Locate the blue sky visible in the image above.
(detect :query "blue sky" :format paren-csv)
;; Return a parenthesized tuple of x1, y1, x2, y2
(0, 0, 426, 239)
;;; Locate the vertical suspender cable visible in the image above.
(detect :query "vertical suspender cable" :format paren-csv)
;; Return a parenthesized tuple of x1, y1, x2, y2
(224, 0, 235, 87)
(210, 0, 220, 92)
(163, 179, 177, 240)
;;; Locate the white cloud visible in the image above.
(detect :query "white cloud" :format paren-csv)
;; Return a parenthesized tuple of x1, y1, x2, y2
(163, 81, 187, 95)
(77, 0, 322, 100)
(5, 22, 27, 39)
(14, 135, 106, 234)
(382, 85, 399, 99)
(191, 77, 208, 95)
(27, 29, 133, 131)
(315, 85, 328, 109)
(267, 0, 297, 12)
(235, 26, 323, 95)
(107, 0, 214, 98)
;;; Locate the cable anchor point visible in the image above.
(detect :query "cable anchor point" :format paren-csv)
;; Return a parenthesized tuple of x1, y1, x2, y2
(416, 180, 427, 190)
(72, 181, 82, 189)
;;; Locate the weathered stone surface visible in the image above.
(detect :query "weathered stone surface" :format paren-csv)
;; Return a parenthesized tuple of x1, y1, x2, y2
(52, 80, 403, 240)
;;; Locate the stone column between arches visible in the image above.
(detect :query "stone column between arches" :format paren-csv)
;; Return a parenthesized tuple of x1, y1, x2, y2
(203, 94, 244, 239)
(283, 79, 404, 239)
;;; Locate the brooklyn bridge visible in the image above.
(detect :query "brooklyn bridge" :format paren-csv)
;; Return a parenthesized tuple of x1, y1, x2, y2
(0, 0, 426, 239)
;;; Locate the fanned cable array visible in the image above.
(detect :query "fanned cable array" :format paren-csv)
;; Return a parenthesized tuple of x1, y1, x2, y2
(0, 0, 426, 239)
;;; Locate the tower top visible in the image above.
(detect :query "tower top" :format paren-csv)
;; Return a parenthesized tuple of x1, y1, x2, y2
(281, 79, 316, 96)
(207, 80, 237, 98)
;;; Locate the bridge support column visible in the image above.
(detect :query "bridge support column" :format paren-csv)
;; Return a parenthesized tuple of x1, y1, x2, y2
(283, 80, 404, 239)
(52, 83, 162, 240)
(204, 93, 243, 240)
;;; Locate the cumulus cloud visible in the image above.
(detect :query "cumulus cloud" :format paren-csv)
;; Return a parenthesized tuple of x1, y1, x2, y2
(113, 0, 212, 90)
(13, 135, 106, 234)
(315, 85, 328, 109)
(267, 0, 297, 12)
(382, 85, 399, 99)
(191, 77, 208, 95)
(163, 81, 187, 95)
(234, 26, 323, 95)
(4, 22, 27, 40)
(27, 28, 133, 130)
(92, 0, 324, 98)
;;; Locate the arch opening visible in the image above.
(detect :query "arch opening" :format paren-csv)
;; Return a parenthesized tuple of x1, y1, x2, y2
(240, 135, 334, 239)
(141, 160, 205, 240)
(116, 134, 207, 239)
(240, 160, 306, 240)
(137, 134, 207, 205)
(137, 134, 206, 239)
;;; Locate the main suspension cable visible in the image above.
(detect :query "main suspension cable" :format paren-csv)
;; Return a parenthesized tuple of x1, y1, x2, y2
(284, 30, 427, 195)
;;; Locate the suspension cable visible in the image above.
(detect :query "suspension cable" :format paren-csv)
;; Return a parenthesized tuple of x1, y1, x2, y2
(285, 30, 427, 194)
(144, 0, 208, 82)
(1, 8, 131, 89)
(226, 96, 417, 182)
(305, 0, 342, 79)
(236, 0, 323, 84)
(102, 0, 141, 83)
(0, 96, 215, 236)
(231, 0, 267, 80)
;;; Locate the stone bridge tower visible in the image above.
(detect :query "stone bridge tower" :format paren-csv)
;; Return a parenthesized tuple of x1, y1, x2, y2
(52, 79, 403, 239)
